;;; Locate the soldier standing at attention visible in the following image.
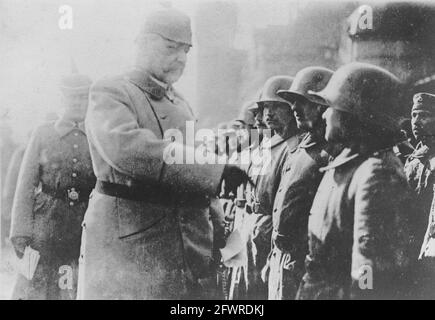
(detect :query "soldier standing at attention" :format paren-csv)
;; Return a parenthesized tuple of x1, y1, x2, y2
(241, 76, 301, 299)
(297, 62, 417, 300)
(405, 93, 435, 298)
(78, 8, 247, 300)
(262, 67, 333, 300)
(9, 72, 96, 300)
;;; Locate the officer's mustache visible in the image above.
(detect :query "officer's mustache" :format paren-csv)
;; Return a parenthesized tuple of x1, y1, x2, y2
(164, 63, 185, 74)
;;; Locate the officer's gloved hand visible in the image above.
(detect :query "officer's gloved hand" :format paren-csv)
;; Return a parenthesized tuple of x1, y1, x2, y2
(220, 164, 249, 196)
(11, 236, 31, 259)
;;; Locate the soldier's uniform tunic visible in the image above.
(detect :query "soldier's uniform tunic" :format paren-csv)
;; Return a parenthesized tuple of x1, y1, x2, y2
(406, 143, 435, 298)
(405, 142, 435, 249)
(9, 119, 95, 300)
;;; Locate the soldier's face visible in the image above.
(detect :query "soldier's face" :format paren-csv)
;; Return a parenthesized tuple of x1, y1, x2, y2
(253, 108, 266, 130)
(63, 92, 89, 122)
(147, 35, 190, 84)
(291, 98, 325, 131)
(263, 102, 294, 134)
(323, 107, 348, 142)
(411, 109, 435, 141)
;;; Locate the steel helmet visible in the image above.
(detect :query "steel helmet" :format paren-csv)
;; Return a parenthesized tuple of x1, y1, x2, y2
(236, 101, 256, 126)
(247, 87, 264, 111)
(277, 66, 333, 106)
(310, 62, 404, 131)
(256, 75, 294, 107)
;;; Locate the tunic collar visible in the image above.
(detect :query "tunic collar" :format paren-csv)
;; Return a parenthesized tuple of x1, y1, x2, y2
(298, 132, 318, 149)
(54, 118, 85, 138)
(260, 134, 291, 155)
(410, 141, 435, 159)
(125, 69, 172, 101)
(319, 147, 359, 172)
(320, 145, 394, 172)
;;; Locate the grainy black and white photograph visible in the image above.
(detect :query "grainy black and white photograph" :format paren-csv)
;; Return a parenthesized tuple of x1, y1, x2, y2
(1, 0, 435, 305)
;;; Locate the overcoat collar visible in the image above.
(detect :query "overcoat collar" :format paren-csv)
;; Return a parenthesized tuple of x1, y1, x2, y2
(409, 141, 435, 160)
(125, 69, 170, 101)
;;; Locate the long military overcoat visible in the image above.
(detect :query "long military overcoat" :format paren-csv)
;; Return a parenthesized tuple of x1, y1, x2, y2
(298, 147, 417, 300)
(228, 133, 299, 300)
(78, 69, 224, 300)
(267, 133, 329, 300)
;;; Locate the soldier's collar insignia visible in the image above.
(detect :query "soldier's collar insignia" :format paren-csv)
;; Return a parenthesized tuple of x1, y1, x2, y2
(410, 142, 431, 159)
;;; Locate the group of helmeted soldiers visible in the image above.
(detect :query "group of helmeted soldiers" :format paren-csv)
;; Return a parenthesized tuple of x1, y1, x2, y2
(217, 65, 435, 300)
(2, 7, 435, 300)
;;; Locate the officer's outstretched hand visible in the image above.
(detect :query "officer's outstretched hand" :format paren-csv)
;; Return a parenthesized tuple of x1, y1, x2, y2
(11, 236, 31, 259)
(219, 164, 250, 196)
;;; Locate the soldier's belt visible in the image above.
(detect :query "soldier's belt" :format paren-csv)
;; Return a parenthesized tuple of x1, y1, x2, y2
(245, 202, 260, 214)
(41, 184, 92, 203)
(95, 180, 210, 206)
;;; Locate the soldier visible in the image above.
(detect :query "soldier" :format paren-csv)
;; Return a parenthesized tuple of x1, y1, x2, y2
(297, 62, 417, 300)
(237, 76, 301, 300)
(9, 72, 96, 300)
(218, 101, 257, 300)
(405, 93, 435, 245)
(405, 93, 435, 298)
(78, 8, 247, 300)
(261, 67, 333, 300)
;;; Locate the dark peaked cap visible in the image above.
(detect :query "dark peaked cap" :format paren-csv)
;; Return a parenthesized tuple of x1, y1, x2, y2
(412, 92, 435, 113)
(140, 8, 192, 46)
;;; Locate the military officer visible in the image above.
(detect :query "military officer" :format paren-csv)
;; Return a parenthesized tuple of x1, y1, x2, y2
(78, 8, 247, 300)
(261, 67, 333, 300)
(297, 62, 417, 300)
(9, 72, 96, 300)
(404, 93, 435, 298)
